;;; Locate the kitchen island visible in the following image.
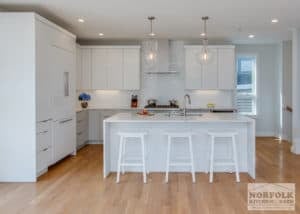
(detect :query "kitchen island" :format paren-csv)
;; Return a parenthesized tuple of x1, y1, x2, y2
(103, 112, 256, 179)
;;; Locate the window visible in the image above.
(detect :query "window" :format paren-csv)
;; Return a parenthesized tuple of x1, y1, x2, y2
(236, 56, 257, 115)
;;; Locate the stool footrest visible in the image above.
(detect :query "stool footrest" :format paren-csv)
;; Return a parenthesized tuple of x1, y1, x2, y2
(214, 162, 235, 166)
(169, 162, 193, 166)
(120, 163, 143, 166)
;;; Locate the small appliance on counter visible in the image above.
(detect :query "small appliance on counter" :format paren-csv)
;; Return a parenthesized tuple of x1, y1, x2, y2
(131, 95, 138, 108)
(144, 99, 179, 109)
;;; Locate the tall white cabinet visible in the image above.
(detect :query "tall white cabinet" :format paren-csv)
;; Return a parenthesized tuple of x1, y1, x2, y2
(185, 46, 235, 90)
(76, 46, 140, 90)
(0, 12, 76, 182)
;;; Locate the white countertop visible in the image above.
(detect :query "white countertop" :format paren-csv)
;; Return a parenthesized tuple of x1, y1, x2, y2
(104, 112, 254, 123)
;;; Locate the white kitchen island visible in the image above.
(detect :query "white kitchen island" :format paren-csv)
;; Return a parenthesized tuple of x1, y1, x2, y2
(103, 112, 256, 179)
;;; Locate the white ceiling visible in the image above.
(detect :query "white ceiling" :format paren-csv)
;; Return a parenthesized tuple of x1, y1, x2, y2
(1, 0, 300, 43)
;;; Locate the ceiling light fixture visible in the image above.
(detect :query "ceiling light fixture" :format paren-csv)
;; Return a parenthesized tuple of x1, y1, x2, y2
(78, 18, 85, 23)
(248, 34, 255, 38)
(271, 19, 279, 23)
(197, 16, 213, 65)
(99, 33, 104, 36)
(144, 16, 158, 70)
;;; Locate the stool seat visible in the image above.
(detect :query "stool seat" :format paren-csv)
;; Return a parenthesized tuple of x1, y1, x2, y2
(207, 132, 238, 137)
(208, 131, 240, 183)
(165, 132, 195, 183)
(164, 132, 195, 138)
(118, 132, 147, 138)
(116, 132, 147, 183)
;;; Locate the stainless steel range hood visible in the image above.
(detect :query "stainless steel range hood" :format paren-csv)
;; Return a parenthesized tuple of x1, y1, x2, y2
(144, 39, 178, 74)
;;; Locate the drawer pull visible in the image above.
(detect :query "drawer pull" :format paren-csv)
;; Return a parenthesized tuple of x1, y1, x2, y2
(40, 119, 52, 123)
(77, 120, 83, 123)
(60, 119, 73, 124)
(42, 148, 48, 152)
(77, 131, 83, 136)
(37, 130, 48, 135)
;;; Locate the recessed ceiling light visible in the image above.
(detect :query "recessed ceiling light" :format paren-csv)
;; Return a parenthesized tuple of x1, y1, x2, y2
(99, 33, 104, 36)
(78, 18, 85, 23)
(271, 19, 279, 23)
(200, 33, 206, 37)
(248, 34, 255, 38)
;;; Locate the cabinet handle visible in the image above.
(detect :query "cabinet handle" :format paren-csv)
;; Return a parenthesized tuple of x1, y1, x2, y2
(77, 131, 83, 136)
(77, 120, 83, 123)
(42, 148, 48, 152)
(60, 119, 73, 124)
(40, 119, 52, 123)
(37, 130, 48, 135)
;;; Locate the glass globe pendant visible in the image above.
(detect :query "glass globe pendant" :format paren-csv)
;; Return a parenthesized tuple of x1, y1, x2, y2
(144, 16, 158, 70)
(197, 16, 213, 65)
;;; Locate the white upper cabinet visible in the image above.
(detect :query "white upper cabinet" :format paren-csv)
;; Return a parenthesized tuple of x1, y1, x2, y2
(78, 46, 140, 90)
(185, 48, 202, 89)
(107, 49, 123, 89)
(218, 48, 235, 89)
(202, 48, 218, 89)
(81, 48, 92, 89)
(185, 46, 235, 90)
(123, 49, 140, 90)
(76, 45, 82, 90)
(92, 49, 107, 89)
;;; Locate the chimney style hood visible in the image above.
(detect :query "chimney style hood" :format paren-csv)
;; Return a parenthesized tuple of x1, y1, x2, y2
(143, 39, 178, 74)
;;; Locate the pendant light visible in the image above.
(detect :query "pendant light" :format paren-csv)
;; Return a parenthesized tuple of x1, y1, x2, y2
(144, 16, 158, 70)
(197, 16, 213, 65)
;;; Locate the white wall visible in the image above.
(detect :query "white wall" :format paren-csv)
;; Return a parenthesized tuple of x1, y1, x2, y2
(281, 41, 293, 141)
(236, 44, 281, 136)
(0, 13, 36, 181)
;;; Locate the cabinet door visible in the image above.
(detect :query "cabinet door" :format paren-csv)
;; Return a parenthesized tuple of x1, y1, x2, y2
(53, 118, 75, 163)
(76, 46, 82, 90)
(81, 48, 92, 89)
(36, 20, 54, 122)
(202, 48, 218, 89)
(123, 48, 140, 90)
(218, 48, 235, 89)
(185, 48, 202, 89)
(88, 110, 101, 142)
(107, 49, 123, 89)
(92, 49, 107, 89)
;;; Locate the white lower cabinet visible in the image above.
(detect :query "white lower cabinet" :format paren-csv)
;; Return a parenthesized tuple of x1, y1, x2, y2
(36, 121, 52, 176)
(53, 118, 76, 163)
(76, 111, 89, 149)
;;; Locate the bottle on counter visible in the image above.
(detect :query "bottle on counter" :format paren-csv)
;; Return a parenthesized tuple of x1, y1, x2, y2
(131, 95, 138, 108)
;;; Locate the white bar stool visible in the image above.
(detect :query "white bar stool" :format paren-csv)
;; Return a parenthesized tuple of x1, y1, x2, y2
(207, 131, 240, 183)
(116, 132, 147, 183)
(165, 132, 195, 183)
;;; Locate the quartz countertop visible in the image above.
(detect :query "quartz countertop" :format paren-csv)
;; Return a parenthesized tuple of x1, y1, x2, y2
(104, 112, 254, 123)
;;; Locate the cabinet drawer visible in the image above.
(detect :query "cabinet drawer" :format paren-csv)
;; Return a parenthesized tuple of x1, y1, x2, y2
(77, 130, 88, 147)
(77, 119, 88, 132)
(37, 121, 52, 153)
(76, 110, 88, 122)
(37, 147, 52, 174)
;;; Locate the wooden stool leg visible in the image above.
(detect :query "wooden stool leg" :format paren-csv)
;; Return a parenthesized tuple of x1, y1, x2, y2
(189, 136, 196, 183)
(232, 136, 240, 182)
(116, 136, 124, 183)
(165, 136, 171, 183)
(209, 136, 215, 183)
(141, 136, 147, 183)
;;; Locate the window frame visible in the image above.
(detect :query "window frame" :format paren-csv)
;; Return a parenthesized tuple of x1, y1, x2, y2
(235, 54, 258, 116)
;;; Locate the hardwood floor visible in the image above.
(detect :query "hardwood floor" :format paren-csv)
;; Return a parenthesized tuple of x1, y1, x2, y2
(0, 137, 300, 214)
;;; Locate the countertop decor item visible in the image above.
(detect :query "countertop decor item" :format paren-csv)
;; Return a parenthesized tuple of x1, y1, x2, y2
(78, 93, 91, 109)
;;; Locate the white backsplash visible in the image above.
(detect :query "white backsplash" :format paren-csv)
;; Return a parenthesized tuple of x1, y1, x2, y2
(77, 40, 234, 109)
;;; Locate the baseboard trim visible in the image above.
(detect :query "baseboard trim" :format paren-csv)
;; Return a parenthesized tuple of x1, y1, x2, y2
(87, 140, 103, 145)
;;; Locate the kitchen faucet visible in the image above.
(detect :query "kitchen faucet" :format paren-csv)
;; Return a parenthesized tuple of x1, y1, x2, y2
(183, 94, 191, 116)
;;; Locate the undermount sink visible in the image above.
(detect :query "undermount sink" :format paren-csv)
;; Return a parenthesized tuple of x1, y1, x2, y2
(165, 112, 203, 117)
